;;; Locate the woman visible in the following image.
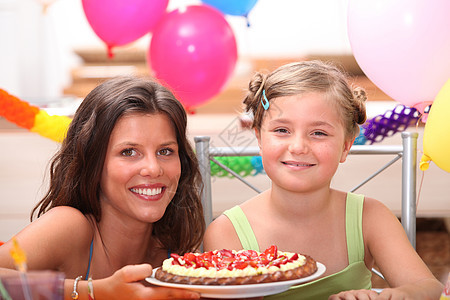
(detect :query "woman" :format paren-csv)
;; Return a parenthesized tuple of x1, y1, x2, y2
(0, 76, 204, 299)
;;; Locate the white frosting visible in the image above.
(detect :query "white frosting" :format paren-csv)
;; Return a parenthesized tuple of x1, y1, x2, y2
(162, 251, 306, 278)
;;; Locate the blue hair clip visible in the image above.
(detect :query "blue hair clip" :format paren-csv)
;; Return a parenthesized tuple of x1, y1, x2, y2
(261, 90, 269, 110)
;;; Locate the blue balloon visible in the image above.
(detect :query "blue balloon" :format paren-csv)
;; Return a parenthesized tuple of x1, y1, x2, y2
(202, 0, 258, 17)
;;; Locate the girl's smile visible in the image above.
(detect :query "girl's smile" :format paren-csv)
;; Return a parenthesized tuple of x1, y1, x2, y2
(281, 160, 316, 168)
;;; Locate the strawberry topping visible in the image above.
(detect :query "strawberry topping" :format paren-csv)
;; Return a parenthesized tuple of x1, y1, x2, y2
(170, 245, 302, 270)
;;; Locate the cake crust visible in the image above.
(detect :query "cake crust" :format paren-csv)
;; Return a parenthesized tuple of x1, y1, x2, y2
(155, 246, 318, 286)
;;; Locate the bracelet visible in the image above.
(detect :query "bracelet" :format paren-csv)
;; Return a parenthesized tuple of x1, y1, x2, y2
(88, 277, 95, 300)
(71, 276, 83, 300)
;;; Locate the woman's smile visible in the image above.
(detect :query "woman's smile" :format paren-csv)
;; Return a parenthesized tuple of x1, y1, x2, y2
(130, 185, 166, 200)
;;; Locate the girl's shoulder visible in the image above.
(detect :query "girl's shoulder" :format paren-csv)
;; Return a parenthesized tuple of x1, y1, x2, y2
(361, 195, 404, 244)
(361, 195, 399, 229)
(204, 212, 242, 251)
(240, 190, 269, 211)
(203, 195, 265, 251)
(361, 196, 395, 218)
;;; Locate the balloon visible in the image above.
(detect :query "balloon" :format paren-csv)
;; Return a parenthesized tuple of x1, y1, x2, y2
(149, 5, 238, 109)
(202, 0, 258, 17)
(82, 0, 168, 57)
(348, 0, 450, 108)
(420, 80, 450, 173)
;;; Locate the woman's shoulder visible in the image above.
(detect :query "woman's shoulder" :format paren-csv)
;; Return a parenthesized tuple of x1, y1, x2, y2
(0, 206, 95, 270)
(33, 206, 95, 244)
(42, 206, 93, 225)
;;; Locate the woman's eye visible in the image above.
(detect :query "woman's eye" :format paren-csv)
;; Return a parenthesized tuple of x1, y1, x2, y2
(121, 148, 137, 157)
(158, 148, 174, 156)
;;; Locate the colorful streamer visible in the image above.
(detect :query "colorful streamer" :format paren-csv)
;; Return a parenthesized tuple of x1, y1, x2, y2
(0, 89, 39, 129)
(0, 89, 71, 143)
(30, 110, 72, 143)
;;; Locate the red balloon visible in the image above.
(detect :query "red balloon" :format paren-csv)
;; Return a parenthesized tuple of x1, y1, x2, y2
(149, 5, 238, 109)
(82, 0, 169, 57)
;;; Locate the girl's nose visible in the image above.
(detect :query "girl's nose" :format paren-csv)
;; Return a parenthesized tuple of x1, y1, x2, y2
(140, 156, 163, 177)
(288, 136, 308, 154)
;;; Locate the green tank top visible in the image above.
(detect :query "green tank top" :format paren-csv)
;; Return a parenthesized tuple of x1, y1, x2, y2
(223, 192, 372, 299)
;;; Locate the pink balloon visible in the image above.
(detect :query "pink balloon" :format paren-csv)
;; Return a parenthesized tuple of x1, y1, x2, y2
(348, 0, 450, 107)
(149, 5, 238, 109)
(82, 0, 169, 56)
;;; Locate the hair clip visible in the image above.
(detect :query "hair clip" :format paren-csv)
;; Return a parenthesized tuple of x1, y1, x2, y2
(261, 90, 270, 110)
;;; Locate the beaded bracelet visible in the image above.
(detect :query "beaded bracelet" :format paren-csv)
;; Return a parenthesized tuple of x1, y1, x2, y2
(88, 277, 95, 300)
(71, 276, 83, 300)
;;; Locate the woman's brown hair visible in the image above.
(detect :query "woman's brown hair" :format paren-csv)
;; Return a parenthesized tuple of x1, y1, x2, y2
(32, 76, 204, 254)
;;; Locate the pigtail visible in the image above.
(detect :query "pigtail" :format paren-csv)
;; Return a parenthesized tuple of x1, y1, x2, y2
(243, 72, 267, 129)
(244, 72, 265, 114)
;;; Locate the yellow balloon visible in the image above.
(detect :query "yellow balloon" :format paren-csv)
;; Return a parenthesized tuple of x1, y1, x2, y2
(420, 79, 450, 172)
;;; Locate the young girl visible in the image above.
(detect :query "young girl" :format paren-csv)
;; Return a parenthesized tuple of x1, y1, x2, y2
(0, 77, 203, 299)
(203, 61, 443, 299)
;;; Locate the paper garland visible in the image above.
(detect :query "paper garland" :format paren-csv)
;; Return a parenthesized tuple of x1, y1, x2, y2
(0, 89, 71, 143)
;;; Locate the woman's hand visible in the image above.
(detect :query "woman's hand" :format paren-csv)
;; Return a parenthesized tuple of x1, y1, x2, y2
(94, 264, 200, 299)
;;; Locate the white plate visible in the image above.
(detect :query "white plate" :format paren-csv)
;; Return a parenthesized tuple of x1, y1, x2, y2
(146, 262, 325, 299)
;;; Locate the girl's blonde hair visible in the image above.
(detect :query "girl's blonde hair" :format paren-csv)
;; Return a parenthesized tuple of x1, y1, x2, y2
(243, 60, 367, 139)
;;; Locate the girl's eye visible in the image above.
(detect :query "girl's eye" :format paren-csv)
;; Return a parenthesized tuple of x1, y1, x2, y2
(121, 148, 137, 157)
(312, 131, 327, 136)
(274, 128, 289, 134)
(158, 148, 174, 156)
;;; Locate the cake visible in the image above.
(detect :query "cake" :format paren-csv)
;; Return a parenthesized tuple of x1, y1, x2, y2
(155, 245, 318, 285)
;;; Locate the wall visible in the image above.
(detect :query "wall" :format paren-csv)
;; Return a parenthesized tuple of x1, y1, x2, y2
(0, 0, 351, 101)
